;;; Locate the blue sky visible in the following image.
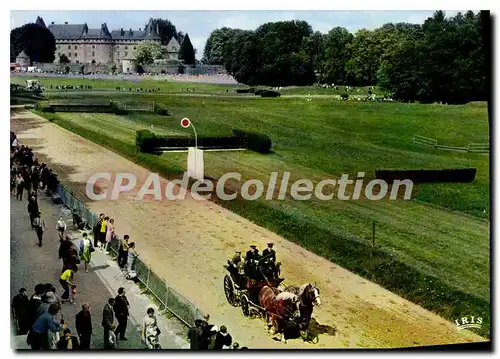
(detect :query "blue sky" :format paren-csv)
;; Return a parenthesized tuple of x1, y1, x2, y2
(10, 10, 462, 59)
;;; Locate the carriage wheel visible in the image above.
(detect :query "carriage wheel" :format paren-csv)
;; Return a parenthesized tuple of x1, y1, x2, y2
(224, 275, 238, 307)
(241, 295, 250, 317)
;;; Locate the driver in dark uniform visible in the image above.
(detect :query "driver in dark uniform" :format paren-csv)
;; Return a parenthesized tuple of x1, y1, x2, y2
(262, 243, 282, 280)
(245, 245, 260, 280)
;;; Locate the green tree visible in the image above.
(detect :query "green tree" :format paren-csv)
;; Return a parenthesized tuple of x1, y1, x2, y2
(150, 18, 179, 45)
(203, 27, 237, 65)
(320, 27, 353, 84)
(135, 40, 163, 64)
(223, 30, 260, 85)
(10, 23, 56, 63)
(178, 33, 196, 64)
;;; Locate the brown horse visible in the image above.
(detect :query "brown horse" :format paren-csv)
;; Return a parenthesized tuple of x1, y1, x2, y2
(283, 283, 321, 332)
(258, 286, 300, 342)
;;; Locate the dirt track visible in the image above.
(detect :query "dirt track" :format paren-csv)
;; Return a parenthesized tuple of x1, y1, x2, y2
(11, 109, 486, 348)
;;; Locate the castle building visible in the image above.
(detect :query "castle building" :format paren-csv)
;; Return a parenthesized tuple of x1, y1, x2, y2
(36, 16, 181, 66)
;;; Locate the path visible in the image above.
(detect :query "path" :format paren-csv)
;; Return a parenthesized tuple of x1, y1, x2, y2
(10, 189, 189, 349)
(10, 108, 487, 349)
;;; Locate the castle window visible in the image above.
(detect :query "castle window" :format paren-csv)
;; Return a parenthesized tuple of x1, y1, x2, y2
(133, 46, 136, 50)
(74, 53, 77, 57)
(125, 51, 128, 57)
(92, 45, 95, 49)
(92, 51, 95, 57)
(125, 46, 128, 50)
(74, 45, 77, 49)
(68, 45, 71, 49)
(68, 53, 71, 57)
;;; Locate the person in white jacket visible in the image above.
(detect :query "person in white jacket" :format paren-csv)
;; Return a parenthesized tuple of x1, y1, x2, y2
(56, 217, 67, 242)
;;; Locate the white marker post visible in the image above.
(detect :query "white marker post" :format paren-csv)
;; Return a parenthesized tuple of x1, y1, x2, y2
(181, 118, 204, 181)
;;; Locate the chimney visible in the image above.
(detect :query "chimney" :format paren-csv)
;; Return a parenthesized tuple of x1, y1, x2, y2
(64, 21, 68, 24)
(139, 28, 141, 31)
(120, 28, 124, 36)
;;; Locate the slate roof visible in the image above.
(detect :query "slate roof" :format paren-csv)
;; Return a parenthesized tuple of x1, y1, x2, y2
(42, 16, 162, 42)
(110, 29, 146, 40)
(48, 24, 87, 40)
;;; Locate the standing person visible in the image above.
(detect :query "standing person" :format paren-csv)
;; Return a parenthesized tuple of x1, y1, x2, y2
(12, 288, 30, 335)
(28, 303, 67, 350)
(113, 287, 130, 341)
(93, 213, 105, 248)
(75, 303, 92, 349)
(213, 325, 233, 350)
(99, 216, 109, 249)
(56, 328, 80, 350)
(32, 212, 46, 247)
(126, 242, 138, 275)
(56, 217, 67, 242)
(16, 173, 24, 201)
(102, 298, 115, 349)
(141, 307, 161, 349)
(27, 195, 39, 230)
(79, 233, 94, 273)
(28, 284, 45, 327)
(104, 218, 115, 254)
(188, 319, 204, 350)
(118, 234, 129, 269)
(59, 237, 73, 271)
(59, 267, 77, 301)
(201, 313, 218, 349)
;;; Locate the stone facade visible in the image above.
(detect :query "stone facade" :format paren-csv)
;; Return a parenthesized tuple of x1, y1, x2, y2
(37, 16, 181, 66)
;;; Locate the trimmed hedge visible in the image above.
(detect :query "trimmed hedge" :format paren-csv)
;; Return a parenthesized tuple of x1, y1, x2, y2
(236, 88, 255, 94)
(136, 129, 156, 152)
(260, 90, 281, 98)
(233, 129, 272, 153)
(136, 129, 272, 154)
(35, 103, 55, 113)
(375, 168, 477, 183)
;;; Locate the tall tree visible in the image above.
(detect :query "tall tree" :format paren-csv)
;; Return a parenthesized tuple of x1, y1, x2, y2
(178, 33, 196, 64)
(320, 27, 353, 84)
(223, 30, 260, 85)
(135, 40, 163, 64)
(151, 18, 179, 45)
(203, 27, 237, 65)
(10, 23, 56, 63)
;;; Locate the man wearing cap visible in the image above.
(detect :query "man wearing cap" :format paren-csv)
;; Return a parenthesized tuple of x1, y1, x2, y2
(245, 245, 260, 280)
(262, 243, 276, 264)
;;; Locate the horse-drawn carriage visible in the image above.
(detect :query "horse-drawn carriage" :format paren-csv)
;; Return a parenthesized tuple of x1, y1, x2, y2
(223, 259, 321, 342)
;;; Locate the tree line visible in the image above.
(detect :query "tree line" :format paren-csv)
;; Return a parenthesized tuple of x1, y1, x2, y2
(202, 11, 488, 104)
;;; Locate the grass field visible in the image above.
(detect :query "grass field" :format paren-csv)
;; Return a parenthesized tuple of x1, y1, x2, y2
(17, 75, 490, 336)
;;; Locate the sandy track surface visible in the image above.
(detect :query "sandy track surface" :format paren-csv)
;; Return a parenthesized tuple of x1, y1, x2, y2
(11, 109, 486, 348)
